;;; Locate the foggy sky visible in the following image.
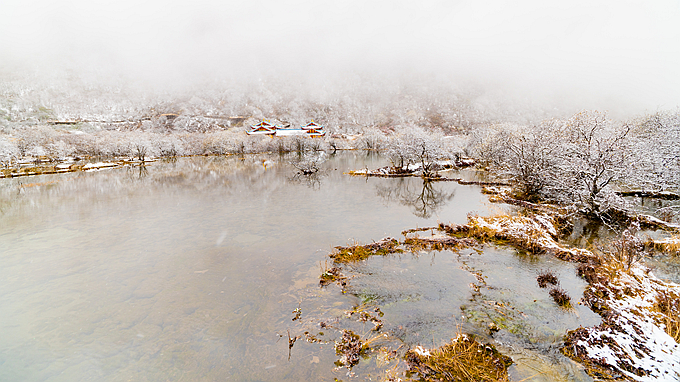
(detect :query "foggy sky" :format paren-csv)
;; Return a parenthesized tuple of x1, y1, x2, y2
(2, 0, 679, 117)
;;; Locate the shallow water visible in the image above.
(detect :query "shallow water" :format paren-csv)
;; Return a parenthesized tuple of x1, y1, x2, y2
(342, 245, 599, 381)
(0, 153, 595, 381)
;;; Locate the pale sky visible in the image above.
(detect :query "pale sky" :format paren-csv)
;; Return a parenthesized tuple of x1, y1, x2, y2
(2, 0, 679, 116)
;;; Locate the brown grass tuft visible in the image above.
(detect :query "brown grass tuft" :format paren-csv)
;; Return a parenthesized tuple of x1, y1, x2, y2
(331, 238, 402, 263)
(549, 287, 572, 308)
(646, 236, 680, 256)
(319, 263, 344, 286)
(537, 270, 559, 288)
(405, 334, 512, 382)
(653, 290, 680, 342)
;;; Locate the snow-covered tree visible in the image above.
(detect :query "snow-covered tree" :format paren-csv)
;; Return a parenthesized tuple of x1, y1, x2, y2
(385, 126, 445, 177)
(498, 120, 564, 200)
(633, 110, 680, 191)
(0, 138, 19, 167)
(466, 123, 517, 168)
(557, 111, 632, 214)
(472, 111, 633, 217)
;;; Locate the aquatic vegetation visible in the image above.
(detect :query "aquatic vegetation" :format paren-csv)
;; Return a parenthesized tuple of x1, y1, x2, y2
(329, 228, 477, 266)
(548, 287, 572, 308)
(286, 329, 301, 361)
(334, 329, 363, 369)
(331, 238, 403, 263)
(319, 264, 346, 287)
(338, 212, 586, 263)
(292, 304, 302, 321)
(333, 329, 388, 370)
(325, 210, 680, 380)
(460, 299, 529, 337)
(303, 330, 330, 345)
(466, 213, 594, 262)
(537, 270, 559, 288)
(402, 235, 477, 253)
(405, 334, 512, 382)
(345, 305, 384, 331)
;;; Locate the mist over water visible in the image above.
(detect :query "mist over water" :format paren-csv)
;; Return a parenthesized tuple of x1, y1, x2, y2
(2, 0, 680, 120)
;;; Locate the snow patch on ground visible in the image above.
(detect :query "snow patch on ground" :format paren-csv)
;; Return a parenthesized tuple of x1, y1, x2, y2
(575, 267, 680, 381)
(469, 214, 592, 260)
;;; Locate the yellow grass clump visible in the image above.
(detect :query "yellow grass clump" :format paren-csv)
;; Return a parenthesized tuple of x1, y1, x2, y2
(646, 236, 680, 256)
(653, 290, 680, 342)
(405, 334, 512, 382)
(330, 238, 402, 263)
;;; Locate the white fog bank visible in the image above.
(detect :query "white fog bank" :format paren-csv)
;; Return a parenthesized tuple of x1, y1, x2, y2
(2, 0, 679, 119)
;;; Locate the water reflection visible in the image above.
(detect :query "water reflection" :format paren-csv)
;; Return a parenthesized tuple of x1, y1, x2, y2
(288, 171, 324, 189)
(126, 163, 149, 180)
(376, 178, 456, 218)
(566, 218, 609, 248)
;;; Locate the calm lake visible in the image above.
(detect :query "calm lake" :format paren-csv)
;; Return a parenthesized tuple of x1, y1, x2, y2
(0, 152, 598, 381)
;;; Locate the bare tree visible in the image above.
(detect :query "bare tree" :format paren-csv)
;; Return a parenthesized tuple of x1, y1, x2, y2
(466, 123, 516, 168)
(558, 111, 632, 214)
(471, 111, 633, 218)
(604, 222, 644, 270)
(385, 126, 445, 177)
(290, 152, 326, 175)
(500, 120, 564, 200)
(633, 110, 680, 190)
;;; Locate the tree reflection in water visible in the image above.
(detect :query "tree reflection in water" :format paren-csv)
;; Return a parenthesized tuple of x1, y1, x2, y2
(289, 171, 324, 189)
(376, 178, 456, 218)
(126, 163, 148, 180)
